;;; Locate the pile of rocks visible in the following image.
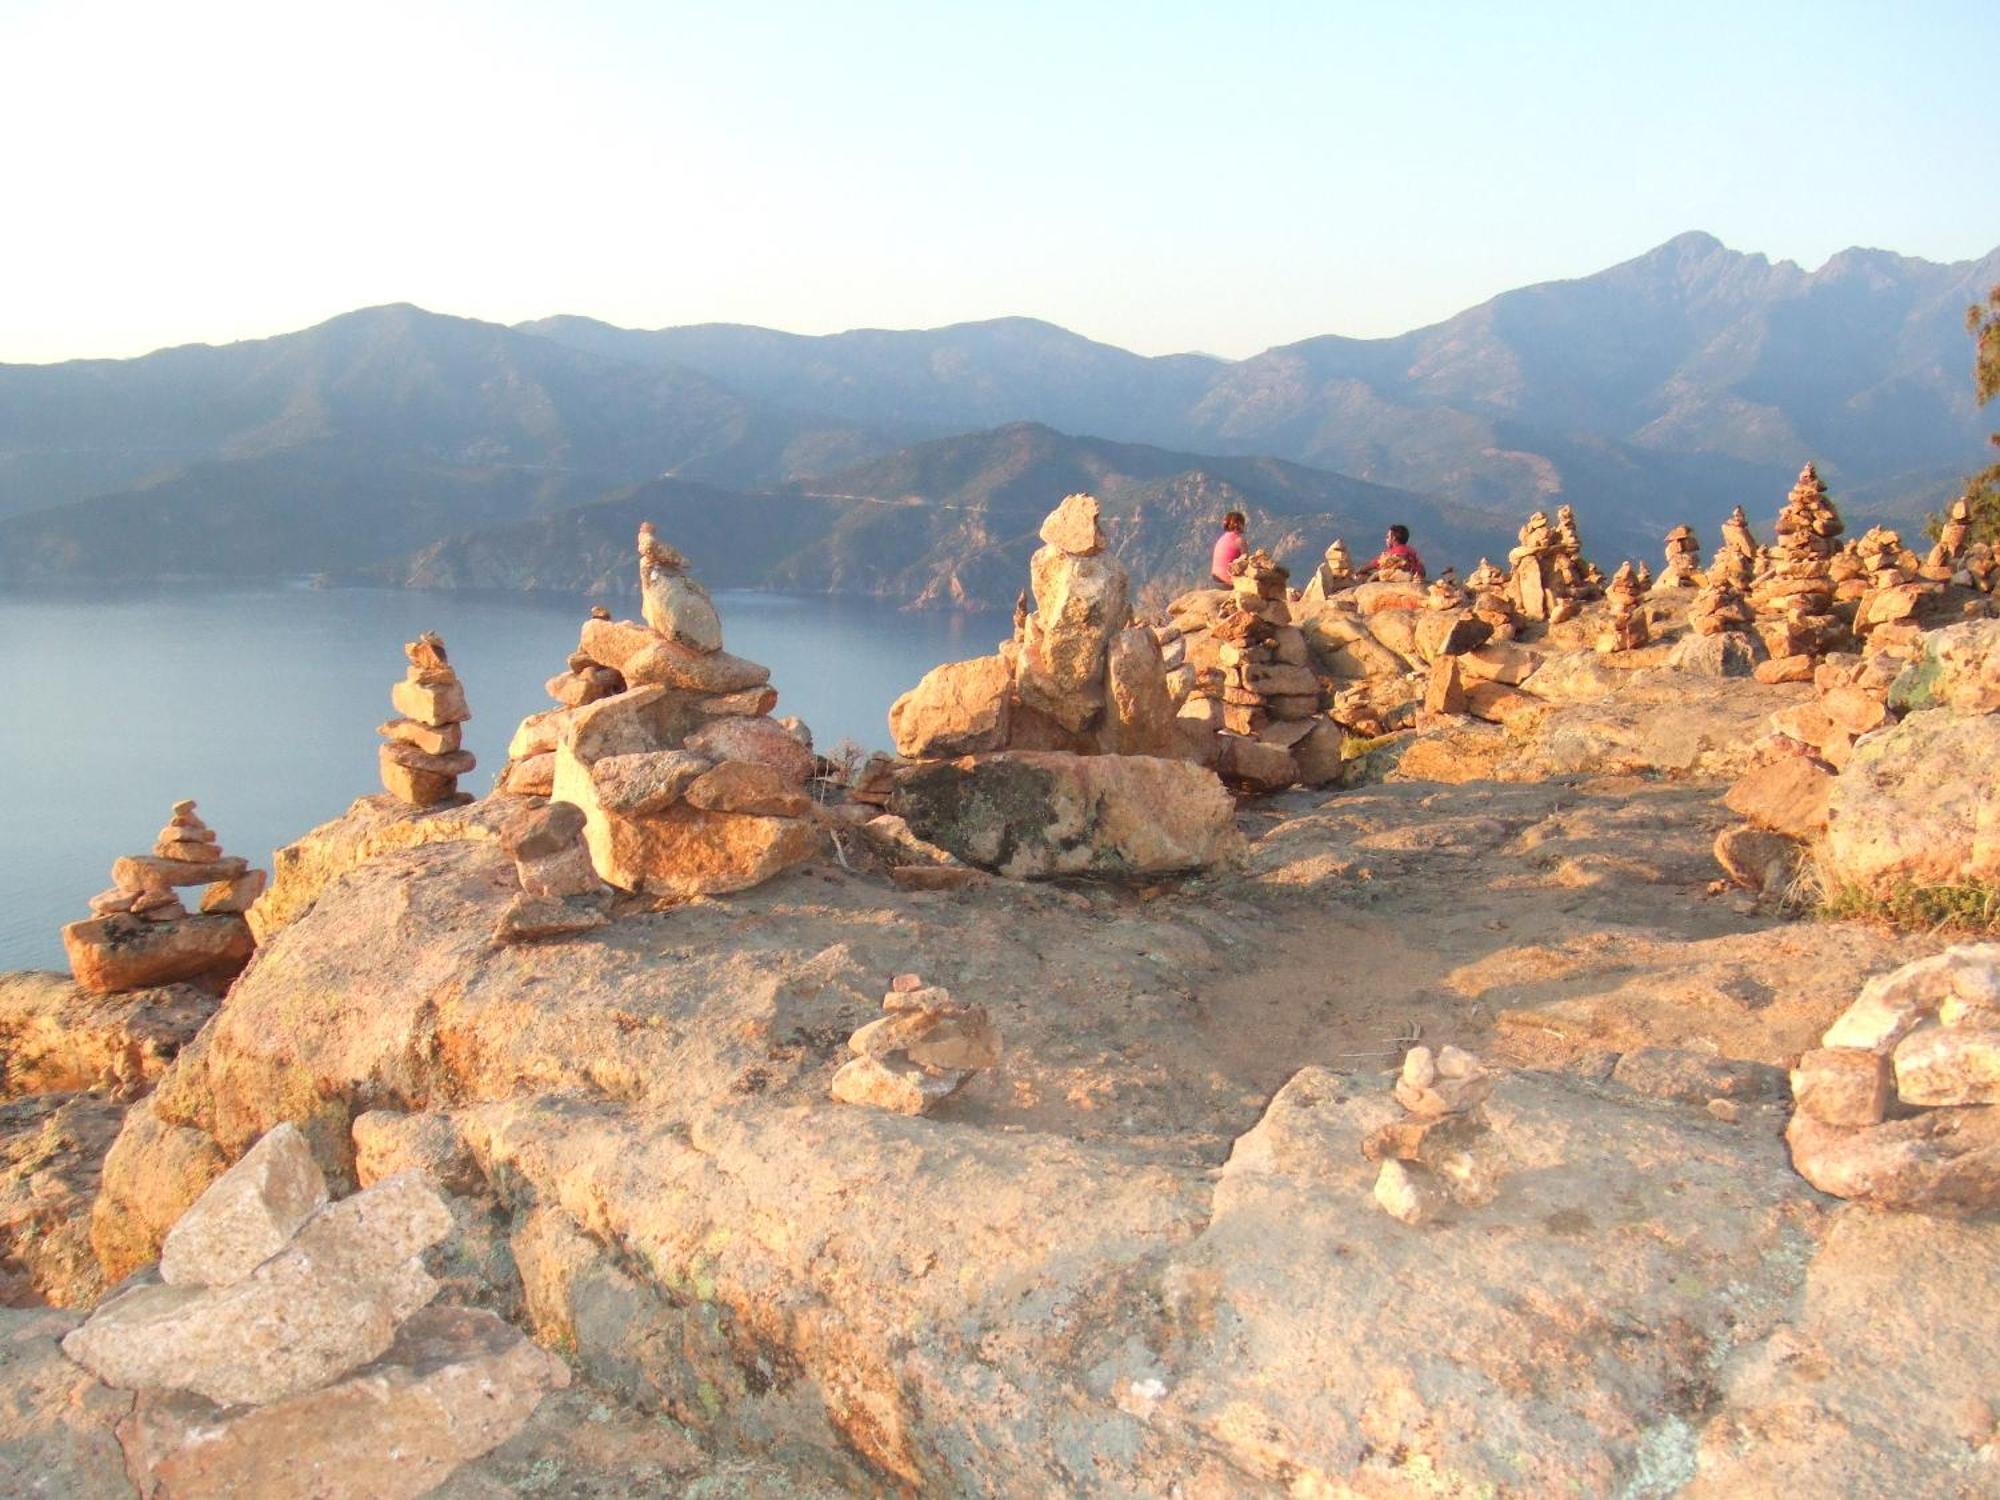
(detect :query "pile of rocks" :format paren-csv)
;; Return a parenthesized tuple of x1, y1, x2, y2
(61, 800, 261, 994)
(888, 494, 1177, 762)
(501, 525, 819, 897)
(1658, 524, 1702, 589)
(1924, 495, 1994, 585)
(1597, 561, 1649, 652)
(1749, 463, 1849, 676)
(494, 800, 611, 943)
(60, 1122, 567, 1496)
(378, 633, 476, 806)
(1786, 945, 2000, 1212)
(1365, 1043, 1499, 1226)
(830, 975, 1000, 1116)
(1844, 525, 1934, 640)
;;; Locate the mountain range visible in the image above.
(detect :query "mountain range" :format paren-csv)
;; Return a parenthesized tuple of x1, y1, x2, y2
(1, 231, 1994, 603)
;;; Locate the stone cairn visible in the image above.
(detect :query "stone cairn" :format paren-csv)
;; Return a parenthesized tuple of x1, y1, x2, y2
(1365, 1044, 1499, 1226)
(499, 524, 819, 898)
(1425, 567, 1467, 611)
(831, 973, 1000, 1116)
(1184, 548, 1349, 788)
(1464, 558, 1518, 641)
(494, 800, 611, 944)
(1596, 561, 1649, 652)
(1704, 506, 1760, 594)
(1506, 509, 1585, 622)
(1924, 495, 1995, 586)
(1749, 463, 1848, 678)
(888, 494, 1178, 764)
(1658, 524, 1703, 590)
(61, 1123, 566, 1494)
(1299, 537, 1358, 602)
(1785, 945, 2000, 1213)
(62, 800, 262, 995)
(379, 632, 476, 806)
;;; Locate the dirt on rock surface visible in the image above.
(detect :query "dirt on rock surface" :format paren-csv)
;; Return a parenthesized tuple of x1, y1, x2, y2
(6, 766, 1995, 1496)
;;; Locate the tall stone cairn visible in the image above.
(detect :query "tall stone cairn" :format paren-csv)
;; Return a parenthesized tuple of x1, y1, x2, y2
(61, 800, 262, 994)
(1751, 463, 1848, 667)
(379, 633, 475, 807)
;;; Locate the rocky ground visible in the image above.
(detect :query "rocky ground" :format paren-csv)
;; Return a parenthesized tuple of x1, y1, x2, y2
(7, 676, 1997, 1496)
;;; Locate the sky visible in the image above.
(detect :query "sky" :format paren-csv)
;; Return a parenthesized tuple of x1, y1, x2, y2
(1, 0, 1996, 364)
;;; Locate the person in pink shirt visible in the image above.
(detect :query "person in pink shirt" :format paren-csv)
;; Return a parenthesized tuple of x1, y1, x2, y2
(1361, 523, 1427, 583)
(1211, 511, 1248, 586)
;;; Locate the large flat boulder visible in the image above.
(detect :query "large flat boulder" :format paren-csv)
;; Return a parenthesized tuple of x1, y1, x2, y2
(61, 914, 253, 995)
(890, 752, 1239, 878)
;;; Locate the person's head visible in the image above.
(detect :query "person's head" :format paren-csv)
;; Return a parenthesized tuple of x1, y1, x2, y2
(1386, 523, 1410, 547)
(1223, 511, 1246, 533)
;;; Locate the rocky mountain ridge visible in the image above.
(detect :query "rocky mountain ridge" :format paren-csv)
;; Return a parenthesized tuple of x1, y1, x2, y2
(3, 233, 1994, 603)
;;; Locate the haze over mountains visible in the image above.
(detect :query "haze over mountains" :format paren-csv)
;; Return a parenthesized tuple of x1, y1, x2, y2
(2, 232, 1993, 605)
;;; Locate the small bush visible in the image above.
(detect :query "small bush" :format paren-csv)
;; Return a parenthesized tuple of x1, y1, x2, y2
(1817, 878, 2000, 936)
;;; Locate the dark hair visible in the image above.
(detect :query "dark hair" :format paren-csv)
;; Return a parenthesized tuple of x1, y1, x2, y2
(1388, 523, 1410, 545)
(1223, 511, 1246, 531)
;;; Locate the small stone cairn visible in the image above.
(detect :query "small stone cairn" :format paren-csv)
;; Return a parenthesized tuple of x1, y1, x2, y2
(62, 800, 262, 994)
(1658, 524, 1703, 590)
(500, 524, 819, 897)
(830, 974, 1000, 1115)
(1596, 561, 1649, 652)
(1365, 1043, 1499, 1226)
(379, 632, 476, 806)
(1786, 945, 2000, 1213)
(1300, 538, 1358, 602)
(1924, 495, 1995, 586)
(1706, 506, 1759, 591)
(61, 1122, 566, 1495)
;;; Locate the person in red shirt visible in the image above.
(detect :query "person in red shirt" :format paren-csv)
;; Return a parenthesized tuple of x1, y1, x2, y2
(1361, 523, 1427, 583)
(1211, 511, 1248, 586)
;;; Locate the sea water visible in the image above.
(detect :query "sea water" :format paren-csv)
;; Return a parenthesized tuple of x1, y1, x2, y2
(0, 583, 1005, 970)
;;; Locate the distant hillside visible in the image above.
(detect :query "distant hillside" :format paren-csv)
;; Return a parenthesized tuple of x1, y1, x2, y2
(524, 234, 2000, 538)
(370, 423, 1520, 609)
(6, 233, 1995, 591)
(0, 305, 889, 577)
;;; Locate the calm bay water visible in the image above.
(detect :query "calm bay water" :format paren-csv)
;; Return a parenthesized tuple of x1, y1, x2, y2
(0, 584, 1005, 971)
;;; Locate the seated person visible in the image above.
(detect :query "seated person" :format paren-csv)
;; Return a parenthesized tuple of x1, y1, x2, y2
(1361, 523, 1427, 583)
(1211, 511, 1248, 586)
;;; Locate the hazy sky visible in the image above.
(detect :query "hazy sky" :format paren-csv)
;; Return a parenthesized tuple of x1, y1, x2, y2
(3, 0, 1995, 364)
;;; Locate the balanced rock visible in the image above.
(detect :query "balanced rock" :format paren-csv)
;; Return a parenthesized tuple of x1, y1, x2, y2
(637, 522, 723, 652)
